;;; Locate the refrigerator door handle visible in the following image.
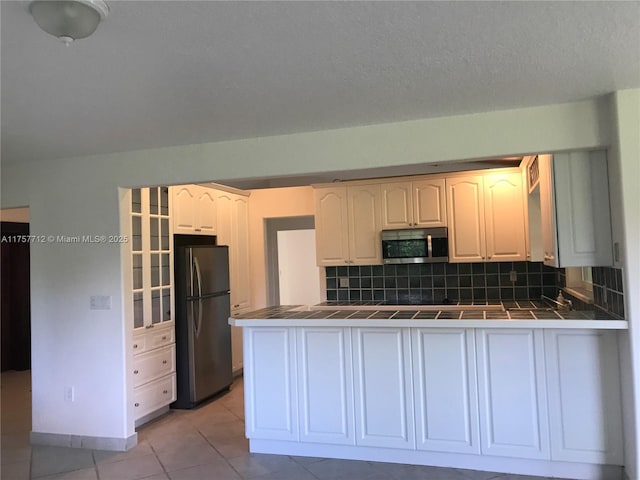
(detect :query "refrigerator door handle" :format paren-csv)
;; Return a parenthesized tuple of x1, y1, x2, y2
(190, 300, 198, 337)
(194, 256, 203, 299)
(194, 256, 203, 336)
(189, 250, 195, 297)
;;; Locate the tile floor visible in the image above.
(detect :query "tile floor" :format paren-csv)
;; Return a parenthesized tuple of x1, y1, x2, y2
(1, 370, 566, 480)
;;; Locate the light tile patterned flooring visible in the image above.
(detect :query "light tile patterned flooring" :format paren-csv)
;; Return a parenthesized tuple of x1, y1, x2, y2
(1, 370, 564, 480)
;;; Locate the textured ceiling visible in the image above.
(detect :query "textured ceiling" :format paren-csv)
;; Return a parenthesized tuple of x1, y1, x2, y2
(1, 1, 639, 166)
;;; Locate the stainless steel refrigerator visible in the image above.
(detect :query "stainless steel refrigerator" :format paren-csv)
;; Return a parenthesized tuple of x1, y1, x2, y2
(172, 235, 232, 409)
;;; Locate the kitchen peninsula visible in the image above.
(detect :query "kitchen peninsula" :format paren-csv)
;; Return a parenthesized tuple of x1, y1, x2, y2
(230, 304, 627, 480)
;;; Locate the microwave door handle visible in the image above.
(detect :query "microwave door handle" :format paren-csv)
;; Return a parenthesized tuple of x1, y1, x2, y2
(427, 234, 432, 258)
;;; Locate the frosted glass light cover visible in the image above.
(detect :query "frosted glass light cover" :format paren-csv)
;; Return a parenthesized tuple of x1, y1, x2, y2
(29, 0, 106, 41)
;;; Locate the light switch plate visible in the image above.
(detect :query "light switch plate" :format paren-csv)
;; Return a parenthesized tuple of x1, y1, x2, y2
(90, 295, 112, 310)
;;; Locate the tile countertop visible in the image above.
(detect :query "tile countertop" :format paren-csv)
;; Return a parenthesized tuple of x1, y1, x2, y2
(229, 302, 628, 330)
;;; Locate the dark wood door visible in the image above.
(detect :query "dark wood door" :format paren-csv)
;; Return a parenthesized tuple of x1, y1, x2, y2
(1, 222, 31, 371)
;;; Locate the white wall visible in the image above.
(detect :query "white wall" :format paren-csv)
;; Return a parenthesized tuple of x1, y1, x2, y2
(2, 97, 637, 458)
(277, 229, 321, 306)
(247, 186, 316, 309)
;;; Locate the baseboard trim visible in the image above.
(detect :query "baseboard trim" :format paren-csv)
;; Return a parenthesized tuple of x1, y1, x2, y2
(249, 439, 624, 480)
(30, 431, 137, 451)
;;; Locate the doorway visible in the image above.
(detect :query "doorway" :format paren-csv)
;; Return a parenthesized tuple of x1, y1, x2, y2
(1, 221, 31, 371)
(265, 216, 322, 306)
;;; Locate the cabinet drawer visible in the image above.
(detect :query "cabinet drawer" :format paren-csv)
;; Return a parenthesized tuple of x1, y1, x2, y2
(132, 326, 174, 355)
(132, 344, 175, 387)
(133, 373, 176, 420)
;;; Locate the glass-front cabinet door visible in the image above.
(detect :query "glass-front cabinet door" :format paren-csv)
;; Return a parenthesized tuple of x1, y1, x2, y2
(130, 187, 173, 331)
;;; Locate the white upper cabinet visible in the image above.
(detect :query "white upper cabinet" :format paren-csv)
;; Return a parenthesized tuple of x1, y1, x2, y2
(171, 184, 217, 235)
(348, 185, 382, 265)
(538, 151, 613, 267)
(314, 187, 350, 266)
(381, 178, 446, 229)
(447, 171, 527, 263)
(314, 185, 381, 266)
(446, 175, 486, 262)
(483, 172, 528, 262)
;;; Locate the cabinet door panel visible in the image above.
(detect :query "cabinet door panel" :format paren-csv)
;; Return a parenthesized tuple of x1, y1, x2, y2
(133, 373, 176, 420)
(244, 328, 298, 440)
(476, 329, 549, 459)
(196, 190, 217, 235)
(297, 328, 354, 445)
(538, 155, 557, 266)
(381, 182, 413, 228)
(553, 151, 613, 267)
(414, 179, 446, 227)
(172, 186, 197, 234)
(447, 176, 486, 262)
(352, 328, 414, 449)
(412, 329, 480, 454)
(545, 330, 623, 465)
(348, 185, 382, 265)
(315, 188, 349, 266)
(232, 196, 251, 311)
(484, 173, 527, 261)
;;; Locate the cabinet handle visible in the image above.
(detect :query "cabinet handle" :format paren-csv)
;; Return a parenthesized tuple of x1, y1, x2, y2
(195, 228, 201, 232)
(163, 390, 168, 394)
(161, 336, 167, 340)
(487, 256, 492, 259)
(133, 344, 138, 349)
(145, 325, 154, 329)
(134, 402, 139, 407)
(162, 360, 167, 364)
(133, 369, 139, 374)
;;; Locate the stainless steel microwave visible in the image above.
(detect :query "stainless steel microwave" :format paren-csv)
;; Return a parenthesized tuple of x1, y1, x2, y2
(381, 227, 448, 264)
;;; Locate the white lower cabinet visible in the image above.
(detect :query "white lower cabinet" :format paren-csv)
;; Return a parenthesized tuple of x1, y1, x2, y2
(544, 330, 624, 465)
(297, 328, 355, 445)
(132, 325, 176, 421)
(242, 325, 624, 477)
(412, 328, 480, 454)
(132, 374, 176, 419)
(352, 328, 415, 449)
(243, 327, 298, 441)
(476, 329, 550, 459)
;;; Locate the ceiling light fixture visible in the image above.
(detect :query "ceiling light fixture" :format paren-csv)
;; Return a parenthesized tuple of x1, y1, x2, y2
(29, 0, 109, 46)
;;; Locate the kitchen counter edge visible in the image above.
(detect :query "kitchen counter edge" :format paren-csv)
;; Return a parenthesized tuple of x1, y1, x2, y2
(229, 317, 628, 330)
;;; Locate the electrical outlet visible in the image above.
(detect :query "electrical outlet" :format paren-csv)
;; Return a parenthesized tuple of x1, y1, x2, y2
(339, 277, 349, 288)
(64, 386, 75, 402)
(509, 270, 517, 282)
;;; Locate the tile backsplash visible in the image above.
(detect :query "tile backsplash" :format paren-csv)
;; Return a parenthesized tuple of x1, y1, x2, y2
(593, 267, 625, 318)
(325, 261, 559, 304)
